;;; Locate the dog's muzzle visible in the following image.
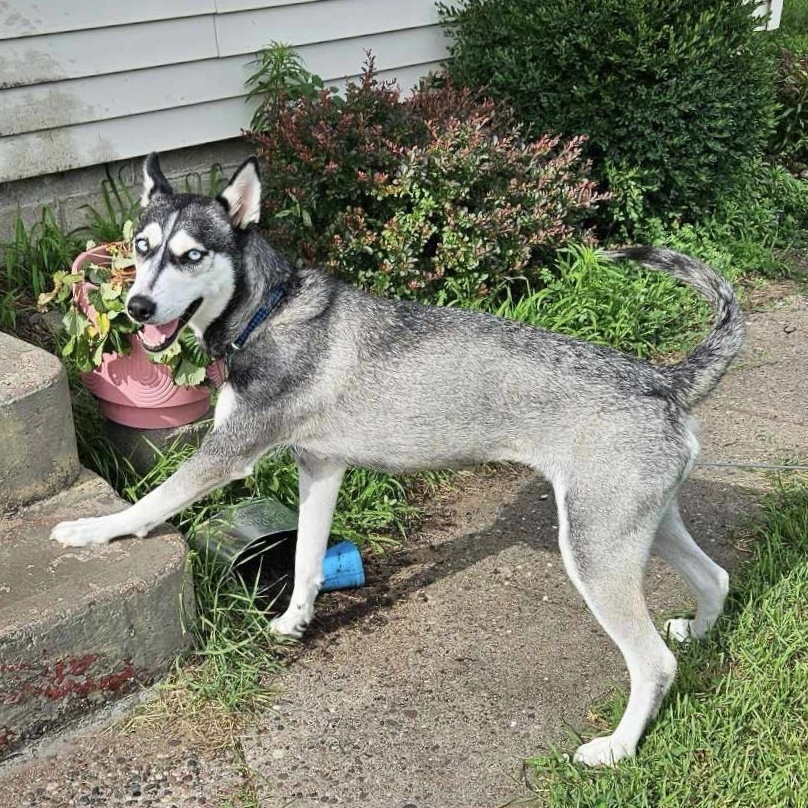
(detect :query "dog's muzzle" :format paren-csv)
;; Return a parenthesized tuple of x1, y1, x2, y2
(140, 298, 203, 353)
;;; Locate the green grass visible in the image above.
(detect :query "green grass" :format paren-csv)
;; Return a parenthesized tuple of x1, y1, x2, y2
(484, 245, 726, 359)
(462, 238, 751, 362)
(780, 0, 808, 51)
(527, 474, 808, 808)
(0, 207, 83, 332)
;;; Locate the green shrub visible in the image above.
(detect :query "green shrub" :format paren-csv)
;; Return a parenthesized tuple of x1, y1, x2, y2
(248, 54, 429, 264)
(246, 50, 604, 304)
(440, 0, 778, 227)
(625, 160, 808, 276)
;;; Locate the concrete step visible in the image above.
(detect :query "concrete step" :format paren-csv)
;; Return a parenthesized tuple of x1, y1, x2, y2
(0, 332, 80, 512)
(0, 469, 191, 755)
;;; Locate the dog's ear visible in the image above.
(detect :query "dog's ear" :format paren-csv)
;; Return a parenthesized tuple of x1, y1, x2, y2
(217, 158, 261, 229)
(141, 153, 174, 207)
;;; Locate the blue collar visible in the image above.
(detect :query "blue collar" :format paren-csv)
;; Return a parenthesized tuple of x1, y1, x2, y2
(230, 285, 286, 352)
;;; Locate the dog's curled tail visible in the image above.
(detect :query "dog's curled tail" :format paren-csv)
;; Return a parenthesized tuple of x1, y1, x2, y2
(606, 246, 744, 410)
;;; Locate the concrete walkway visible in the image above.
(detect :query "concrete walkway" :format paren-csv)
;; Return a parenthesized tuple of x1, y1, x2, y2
(2, 287, 807, 808)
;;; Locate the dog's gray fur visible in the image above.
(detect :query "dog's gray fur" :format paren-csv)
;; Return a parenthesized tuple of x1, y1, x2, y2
(52, 155, 744, 766)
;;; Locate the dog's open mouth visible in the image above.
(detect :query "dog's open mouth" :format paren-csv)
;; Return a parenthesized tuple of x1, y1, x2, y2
(140, 298, 203, 353)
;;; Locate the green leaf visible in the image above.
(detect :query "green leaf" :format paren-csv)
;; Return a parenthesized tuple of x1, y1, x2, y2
(87, 289, 104, 310)
(63, 308, 89, 337)
(97, 311, 111, 337)
(111, 253, 134, 271)
(86, 266, 110, 286)
(150, 340, 182, 365)
(99, 282, 122, 302)
(173, 359, 207, 387)
(178, 329, 210, 368)
(92, 340, 106, 367)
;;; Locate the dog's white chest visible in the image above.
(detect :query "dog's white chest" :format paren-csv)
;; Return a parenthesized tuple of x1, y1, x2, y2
(213, 383, 238, 429)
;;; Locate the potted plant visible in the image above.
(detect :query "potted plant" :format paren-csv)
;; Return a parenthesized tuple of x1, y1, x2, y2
(39, 222, 222, 429)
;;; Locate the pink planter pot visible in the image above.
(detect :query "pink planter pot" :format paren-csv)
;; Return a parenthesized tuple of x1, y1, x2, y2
(71, 246, 218, 429)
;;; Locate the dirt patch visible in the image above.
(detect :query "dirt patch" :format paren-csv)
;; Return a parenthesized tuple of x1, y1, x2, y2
(304, 466, 530, 642)
(742, 277, 805, 311)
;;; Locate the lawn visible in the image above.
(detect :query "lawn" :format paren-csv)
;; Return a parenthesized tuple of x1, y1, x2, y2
(781, 0, 808, 50)
(527, 475, 808, 808)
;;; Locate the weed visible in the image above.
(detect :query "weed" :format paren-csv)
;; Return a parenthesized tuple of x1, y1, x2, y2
(455, 244, 735, 360)
(179, 549, 289, 714)
(0, 208, 83, 302)
(0, 207, 84, 335)
(81, 166, 140, 243)
(245, 41, 329, 132)
(182, 163, 229, 198)
(0, 288, 21, 332)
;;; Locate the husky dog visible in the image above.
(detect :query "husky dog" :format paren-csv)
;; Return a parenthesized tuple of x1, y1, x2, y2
(52, 154, 744, 766)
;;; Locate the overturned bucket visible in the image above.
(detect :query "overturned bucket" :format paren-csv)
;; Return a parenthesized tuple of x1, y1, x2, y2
(193, 497, 365, 601)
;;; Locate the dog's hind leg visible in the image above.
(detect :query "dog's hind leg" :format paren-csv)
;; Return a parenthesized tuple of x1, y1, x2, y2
(270, 451, 347, 639)
(554, 479, 677, 767)
(653, 500, 729, 642)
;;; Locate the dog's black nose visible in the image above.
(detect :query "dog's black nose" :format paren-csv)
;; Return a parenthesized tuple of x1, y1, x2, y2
(127, 295, 156, 323)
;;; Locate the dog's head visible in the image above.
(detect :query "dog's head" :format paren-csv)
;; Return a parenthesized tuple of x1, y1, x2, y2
(126, 153, 261, 350)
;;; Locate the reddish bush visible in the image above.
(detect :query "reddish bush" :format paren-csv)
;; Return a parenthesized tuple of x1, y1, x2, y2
(771, 49, 808, 168)
(247, 52, 605, 303)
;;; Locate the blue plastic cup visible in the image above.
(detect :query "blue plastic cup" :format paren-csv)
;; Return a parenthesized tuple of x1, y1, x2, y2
(321, 541, 365, 592)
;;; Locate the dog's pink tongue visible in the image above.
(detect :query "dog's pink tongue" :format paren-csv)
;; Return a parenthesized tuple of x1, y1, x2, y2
(141, 320, 179, 346)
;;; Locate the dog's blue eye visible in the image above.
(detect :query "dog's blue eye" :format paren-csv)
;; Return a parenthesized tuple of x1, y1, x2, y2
(186, 249, 203, 262)
(134, 237, 149, 254)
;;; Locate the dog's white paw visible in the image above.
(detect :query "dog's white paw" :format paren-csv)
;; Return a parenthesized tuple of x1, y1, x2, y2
(50, 517, 114, 547)
(574, 735, 634, 767)
(664, 617, 695, 643)
(269, 606, 314, 639)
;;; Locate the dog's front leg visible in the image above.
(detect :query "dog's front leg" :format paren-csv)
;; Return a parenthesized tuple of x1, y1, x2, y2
(270, 450, 346, 639)
(50, 427, 267, 548)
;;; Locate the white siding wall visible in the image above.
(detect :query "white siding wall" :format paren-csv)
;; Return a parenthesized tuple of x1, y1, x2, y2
(0, 0, 448, 183)
(755, 0, 784, 29)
